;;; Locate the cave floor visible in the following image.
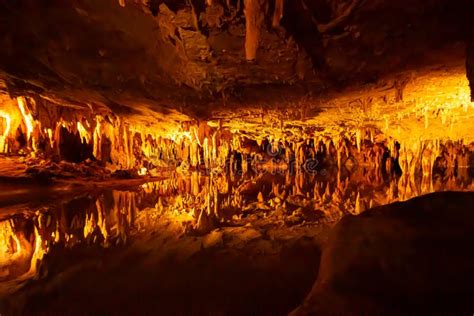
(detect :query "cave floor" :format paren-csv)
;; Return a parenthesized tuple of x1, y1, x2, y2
(0, 168, 473, 314)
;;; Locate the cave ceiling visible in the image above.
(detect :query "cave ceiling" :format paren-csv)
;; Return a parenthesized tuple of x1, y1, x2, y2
(1, 0, 473, 133)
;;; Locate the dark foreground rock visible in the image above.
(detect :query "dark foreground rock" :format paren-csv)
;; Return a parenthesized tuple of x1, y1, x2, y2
(293, 191, 474, 315)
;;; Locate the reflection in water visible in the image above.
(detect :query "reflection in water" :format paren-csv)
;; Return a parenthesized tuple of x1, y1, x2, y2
(0, 220, 45, 294)
(0, 168, 473, 296)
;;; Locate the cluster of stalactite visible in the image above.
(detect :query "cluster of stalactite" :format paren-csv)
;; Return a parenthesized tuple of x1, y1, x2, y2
(0, 219, 45, 289)
(0, 96, 241, 175)
(1, 96, 473, 179)
(0, 96, 192, 173)
(225, 128, 474, 181)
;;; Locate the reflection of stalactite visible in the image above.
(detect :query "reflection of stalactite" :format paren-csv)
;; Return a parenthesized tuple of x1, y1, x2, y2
(0, 219, 46, 287)
(96, 198, 109, 246)
(0, 164, 473, 294)
(110, 191, 137, 244)
(0, 220, 24, 267)
(28, 226, 46, 276)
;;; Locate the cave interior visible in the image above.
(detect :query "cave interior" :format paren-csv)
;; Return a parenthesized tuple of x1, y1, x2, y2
(1, 0, 474, 314)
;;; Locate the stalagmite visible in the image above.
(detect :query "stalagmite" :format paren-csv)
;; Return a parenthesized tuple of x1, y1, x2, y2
(354, 192, 363, 214)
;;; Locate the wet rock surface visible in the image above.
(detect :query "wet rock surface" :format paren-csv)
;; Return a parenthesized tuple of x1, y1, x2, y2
(293, 191, 474, 315)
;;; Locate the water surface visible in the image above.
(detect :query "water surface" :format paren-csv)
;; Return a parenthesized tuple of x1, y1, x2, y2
(0, 169, 473, 314)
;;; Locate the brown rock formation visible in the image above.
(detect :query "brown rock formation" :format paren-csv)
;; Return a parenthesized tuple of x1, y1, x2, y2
(293, 191, 474, 315)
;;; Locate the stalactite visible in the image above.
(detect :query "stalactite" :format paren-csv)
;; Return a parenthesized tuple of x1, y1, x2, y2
(272, 0, 284, 28)
(77, 121, 91, 144)
(83, 211, 96, 239)
(211, 132, 218, 163)
(53, 122, 62, 156)
(28, 226, 46, 275)
(424, 107, 429, 129)
(17, 97, 38, 151)
(203, 137, 210, 169)
(355, 128, 362, 152)
(190, 139, 199, 167)
(0, 111, 11, 153)
(244, 0, 265, 61)
(17, 97, 34, 141)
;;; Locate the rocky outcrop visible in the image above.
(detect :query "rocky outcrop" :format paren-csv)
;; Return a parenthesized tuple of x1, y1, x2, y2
(293, 191, 474, 315)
